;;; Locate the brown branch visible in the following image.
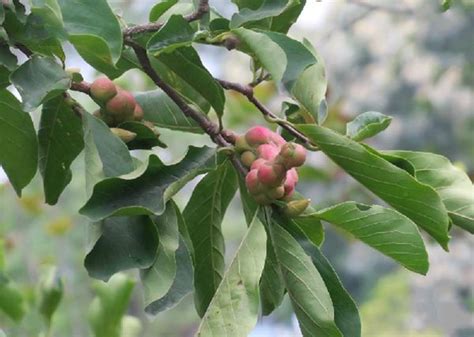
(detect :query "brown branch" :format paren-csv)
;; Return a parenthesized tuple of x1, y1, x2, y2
(216, 79, 315, 148)
(70, 81, 91, 95)
(123, 0, 209, 37)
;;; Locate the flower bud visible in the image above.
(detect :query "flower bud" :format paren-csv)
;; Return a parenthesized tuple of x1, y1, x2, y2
(283, 168, 298, 198)
(257, 144, 280, 160)
(90, 77, 117, 103)
(240, 151, 257, 168)
(278, 142, 306, 168)
(257, 161, 285, 187)
(245, 126, 272, 146)
(266, 185, 285, 200)
(245, 169, 260, 194)
(269, 132, 286, 146)
(234, 135, 252, 153)
(284, 199, 311, 217)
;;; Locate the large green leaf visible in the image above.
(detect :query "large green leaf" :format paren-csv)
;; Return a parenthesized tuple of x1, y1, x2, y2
(0, 272, 27, 322)
(183, 161, 238, 317)
(84, 216, 159, 281)
(134, 90, 203, 133)
(238, 175, 259, 225)
(38, 96, 84, 205)
(296, 124, 451, 249)
(147, 15, 196, 54)
(0, 90, 38, 196)
(385, 151, 474, 233)
(58, 0, 123, 68)
(88, 273, 135, 337)
(149, 0, 179, 21)
(230, 0, 299, 29)
(140, 203, 180, 309)
(80, 146, 219, 221)
(196, 217, 267, 337)
(117, 121, 167, 150)
(314, 202, 429, 274)
(270, 0, 306, 33)
(346, 111, 392, 142)
(156, 47, 225, 117)
(265, 212, 342, 337)
(10, 56, 71, 111)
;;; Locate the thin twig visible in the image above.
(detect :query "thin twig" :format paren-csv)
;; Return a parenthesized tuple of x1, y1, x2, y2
(216, 79, 315, 148)
(123, 0, 209, 37)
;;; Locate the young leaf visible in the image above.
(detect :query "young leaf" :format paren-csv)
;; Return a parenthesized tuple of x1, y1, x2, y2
(346, 111, 392, 142)
(385, 151, 474, 233)
(38, 96, 84, 205)
(10, 56, 71, 111)
(149, 0, 179, 21)
(296, 124, 451, 250)
(266, 213, 343, 337)
(144, 236, 193, 315)
(135, 89, 203, 133)
(38, 266, 63, 326)
(156, 47, 225, 117)
(196, 217, 267, 337)
(140, 203, 180, 309)
(230, 0, 300, 29)
(88, 273, 135, 337)
(183, 161, 238, 316)
(0, 90, 38, 196)
(0, 272, 27, 322)
(84, 216, 159, 281)
(80, 146, 219, 221)
(147, 15, 196, 55)
(315, 202, 429, 274)
(58, 0, 122, 65)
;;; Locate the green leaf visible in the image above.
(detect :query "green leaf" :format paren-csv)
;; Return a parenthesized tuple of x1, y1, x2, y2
(183, 161, 238, 316)
(196, 217, 267, 337)
(38, 266, 63, 326)
(84, 216, 159, 281)
(346, 111, 392, 142)
(0, 45, 18, 71)
(38, 96, 84, 205)
(440, 0, 451, 12)
(270, 0, 306, 33)
(0, 90, 38, 196)
(384, 151, 474, 233)
(80, 146, 219, 221)
(149, 0, 179, 21)
(265, 212, 342, 337)
(0, 272, 27, 322)
(82, 112, 135, 190)
(238, 175, 259, 225)
(156, 47, 225, 117)
(296, 124, 451, 249)
(140, 203, 179, 308)
(135, 89, 203, 133)
(58, 0, 123, 67)
(315, 202, 429, 274)
(10, 55, 71, 111)
(118, 121, 167, 150)
(230, 0, 300, 29)
(144, 235, 193, 315)
(148, 15, 196, 55)
(88, 273, 135, 337)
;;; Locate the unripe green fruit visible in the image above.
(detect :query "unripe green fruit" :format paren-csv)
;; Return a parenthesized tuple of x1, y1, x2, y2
(257, 162, 285, 187)
(257, 144, 280, 160)
(266, 185, 285, 200)
(240, 151, 257, 168)
(110, 128, 137, 143)
(284, 199, 310, 217)
(133, 104, 144, 121)
(279, 142, 306, 168)
(245, 126, 272, 146)
(105, 90, 136, 124)
(234, 135, 252, 153)
(90, 77, 117, 103)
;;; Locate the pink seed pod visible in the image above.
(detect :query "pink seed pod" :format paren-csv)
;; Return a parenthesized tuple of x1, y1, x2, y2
(245, 169, 260, 194)
(105, 89, 136, 122)
(283, 168, 298, 197)
(90, 77, 117, 103)
(269, 132, 286, 146)
(245, 126, 272, 146)
(250, 158, 267, 171)
(279, 142, 306, 168)
(257, 144, 280, 160)
(257, 162, 285, 187)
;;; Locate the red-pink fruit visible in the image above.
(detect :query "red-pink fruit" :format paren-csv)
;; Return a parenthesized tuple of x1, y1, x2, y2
(257, 144, 280, 160)
(257, 162, 285, 187)
(266, 185, 285, 200)
(90, 77, 117, 103)
(105, 89, 136, 123)
(245, 126, 272, 146)
(279, 142, 306, 168)
(270, 132, 286, 146)
(245, 169, 260, 194)
(250, 158, 267, 171)
(284, 168, 298, 197)
(133, 104, 144, 121)
(241, 151, 257, 168)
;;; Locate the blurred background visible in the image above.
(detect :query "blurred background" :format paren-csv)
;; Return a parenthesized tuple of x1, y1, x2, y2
(1, 0, 473, 336)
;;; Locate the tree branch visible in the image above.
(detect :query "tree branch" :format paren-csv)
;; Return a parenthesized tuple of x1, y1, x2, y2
(123, 0, 210, 37)
(216, 79, 316, 149)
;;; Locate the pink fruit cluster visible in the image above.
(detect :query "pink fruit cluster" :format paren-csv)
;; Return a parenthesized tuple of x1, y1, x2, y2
(90, 77, 144, 126)
(236, 126, 306, 205)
